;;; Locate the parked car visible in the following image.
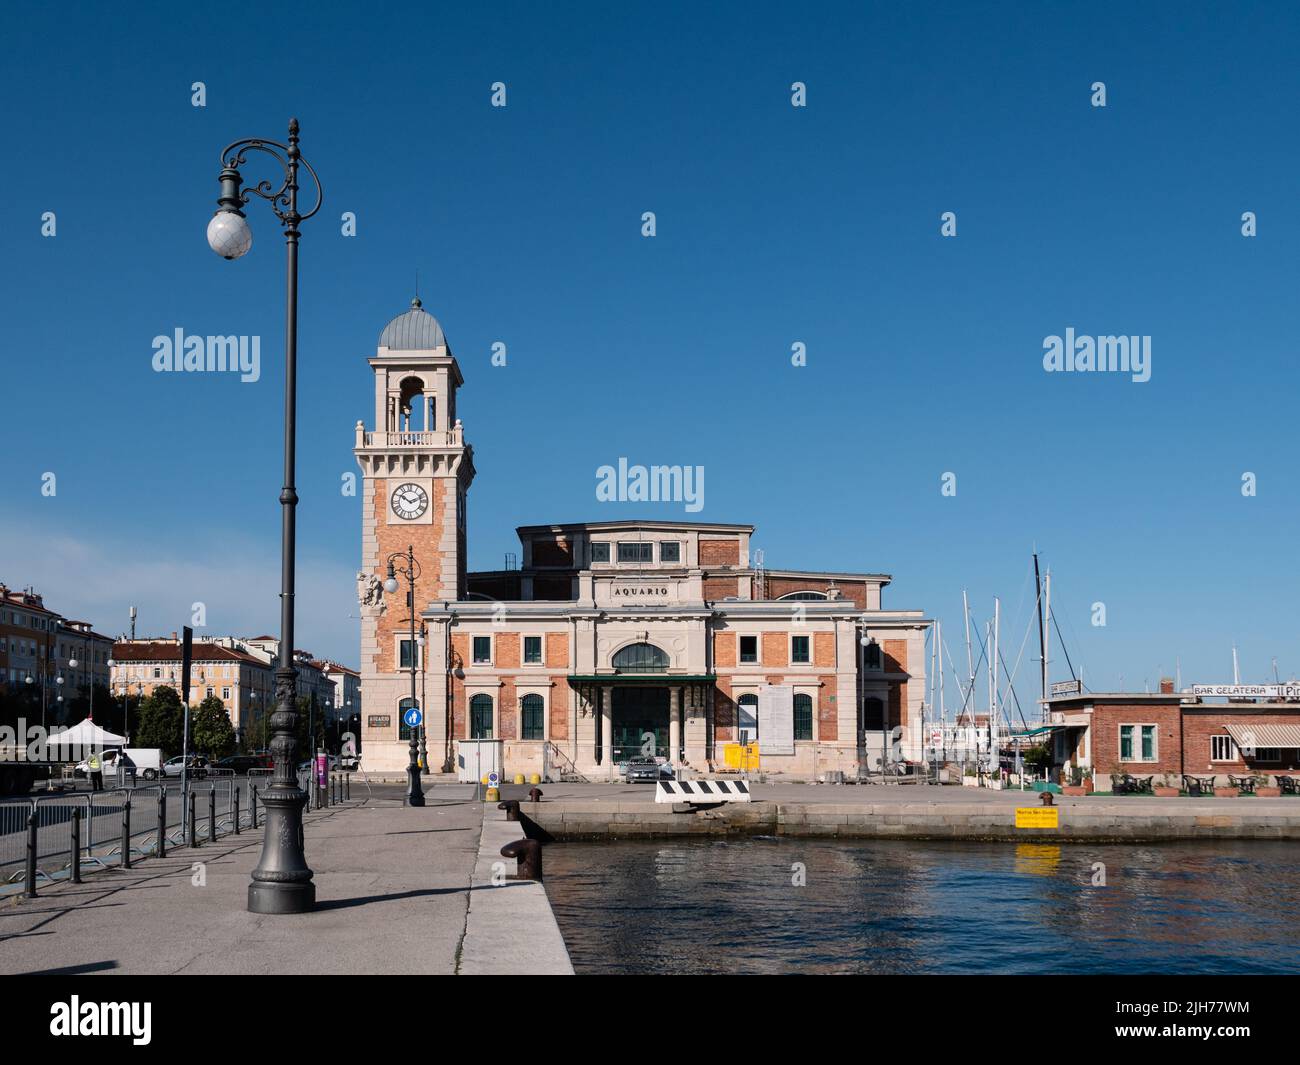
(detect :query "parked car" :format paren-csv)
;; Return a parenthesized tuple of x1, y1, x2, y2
(624, 757, 661, 782)
(161, 756, 209, 779)
(211, 754, 272, 775)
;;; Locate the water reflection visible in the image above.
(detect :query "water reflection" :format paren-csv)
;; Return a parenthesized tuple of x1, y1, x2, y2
(543, 839, 1300, 974)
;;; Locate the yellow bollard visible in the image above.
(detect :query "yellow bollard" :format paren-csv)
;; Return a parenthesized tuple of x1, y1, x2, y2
(529, 773, 541, 785)
(485, 786, 500, 802)
(513, 773, 525, 785)
(481, 774, 490, 785)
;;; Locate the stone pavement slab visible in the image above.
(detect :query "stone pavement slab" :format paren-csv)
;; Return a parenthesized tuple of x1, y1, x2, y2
(0, 790, 484, 976)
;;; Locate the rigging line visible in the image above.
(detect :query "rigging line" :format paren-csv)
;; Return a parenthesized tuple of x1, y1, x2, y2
(966, 609, 1030, 730)
(954, 631, 989, 717)
(998, 606, 1036, 731)
(1050, 608, 1078, 682)
(942, 634, 972, 716)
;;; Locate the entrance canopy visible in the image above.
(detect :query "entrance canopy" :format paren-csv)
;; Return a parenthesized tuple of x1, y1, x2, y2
(1225, 723, 1300, 749)
(567, 674, 716, 684)
(45, 718, 127, 748)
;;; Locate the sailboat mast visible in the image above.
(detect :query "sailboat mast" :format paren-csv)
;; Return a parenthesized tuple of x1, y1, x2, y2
(963, 589, 974, 711)
(1034, 553, 1047, 722)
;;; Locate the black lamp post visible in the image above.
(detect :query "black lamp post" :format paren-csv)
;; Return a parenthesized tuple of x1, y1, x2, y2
(384, 546, 425, 807)
(208, 117, 323, 914)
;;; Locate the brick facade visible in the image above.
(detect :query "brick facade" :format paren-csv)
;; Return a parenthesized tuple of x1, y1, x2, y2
(699, 538, 740, 566)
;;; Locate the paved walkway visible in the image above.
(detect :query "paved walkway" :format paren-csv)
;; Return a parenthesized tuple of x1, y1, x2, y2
(0, 787, 491, 975)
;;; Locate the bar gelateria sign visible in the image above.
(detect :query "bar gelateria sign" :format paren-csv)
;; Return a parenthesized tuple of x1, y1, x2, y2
(1190, 684, 1300, 700)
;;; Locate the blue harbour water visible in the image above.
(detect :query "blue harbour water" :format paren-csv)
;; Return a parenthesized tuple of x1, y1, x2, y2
(542, 839, 1300, 974)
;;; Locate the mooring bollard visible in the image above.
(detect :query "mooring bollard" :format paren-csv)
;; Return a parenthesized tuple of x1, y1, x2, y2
(156, 789, 167, 858)
(208, 786, 217, 842)
(71, 807, 83, 884)
(500, 838, 542, 881)
(24, 810, 38, 898)
(233, 787, 240, 835)
(121, 799, 132, 869)
(1039, 791, 1055, 807)
(251, 784, 259, 830)
(189, 790, 198, 847)
(528, 787, 543, 803)
(498, 799, 521, 822)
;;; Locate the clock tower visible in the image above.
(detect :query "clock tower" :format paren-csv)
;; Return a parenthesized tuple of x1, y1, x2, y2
(354, 298, 474, 772)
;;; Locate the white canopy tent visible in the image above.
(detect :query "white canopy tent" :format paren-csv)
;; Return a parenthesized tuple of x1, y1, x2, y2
(45, 717, 127, 750)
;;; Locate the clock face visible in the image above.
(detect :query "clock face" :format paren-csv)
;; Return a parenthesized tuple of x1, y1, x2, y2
(390, 482, 429, 520)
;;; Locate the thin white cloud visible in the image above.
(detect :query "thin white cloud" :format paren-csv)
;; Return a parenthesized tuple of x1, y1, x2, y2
(0, 523, 359, 666)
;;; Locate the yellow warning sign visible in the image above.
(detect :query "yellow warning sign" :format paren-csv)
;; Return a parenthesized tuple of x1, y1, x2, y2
(1015, 807, 1060, 829)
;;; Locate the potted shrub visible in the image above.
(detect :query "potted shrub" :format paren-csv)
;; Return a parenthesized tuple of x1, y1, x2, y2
(1061, 766, 1094, 796)
(1255, 774, 1282, 798)
(1153, 772, 1180, 798)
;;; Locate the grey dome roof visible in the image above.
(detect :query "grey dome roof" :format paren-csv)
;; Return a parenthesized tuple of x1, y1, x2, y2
(379, 297, 446, 350)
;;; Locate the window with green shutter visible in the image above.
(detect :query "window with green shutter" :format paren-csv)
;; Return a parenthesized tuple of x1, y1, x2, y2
(470, 694, 493, 739)
(521, 693, 544, 740)
(793, 693, 813, 740)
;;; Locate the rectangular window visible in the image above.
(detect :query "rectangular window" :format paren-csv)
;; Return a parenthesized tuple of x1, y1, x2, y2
(523, 636, 542, 664)
(1252, 747, 1282, 763)
(739, 635, 758, 664)
(1141, 725, 1156, 761)
(864, 642, 882, 670)
(791, 635, 810, 664)
(153, 667, 161, 679)
(1120, 724, 1157, 762)
(472, 636, 491, 664)
(399, 640, 421, 669)
(617, 541, 653, 563)
(221, 687, 230, 702)
(659, 541, 681, 563)
(590, 541, 610, 563)
(1211, 735, 1237, 761)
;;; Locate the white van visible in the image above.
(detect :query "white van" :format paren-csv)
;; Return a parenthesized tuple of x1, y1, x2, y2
(76, 747, 161, 782)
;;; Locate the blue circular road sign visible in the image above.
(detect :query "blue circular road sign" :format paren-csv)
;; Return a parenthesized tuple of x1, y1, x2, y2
(403, 706, 423, 728)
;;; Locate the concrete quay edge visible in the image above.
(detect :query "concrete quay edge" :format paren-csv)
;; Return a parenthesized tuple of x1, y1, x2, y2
(459, 805, 574, 975)
(518, 799, 1300, 843)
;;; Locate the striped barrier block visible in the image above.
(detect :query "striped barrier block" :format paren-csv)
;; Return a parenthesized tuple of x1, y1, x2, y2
(655, 779, 752, 804)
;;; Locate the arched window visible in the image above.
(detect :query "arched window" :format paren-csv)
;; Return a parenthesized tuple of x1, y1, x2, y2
(612, 642, 669, 673)
(521, 693, 544, 740)
(469, 694, 493, 739)
(738, 693, 759, 743)
(793, 693, 814, 741)
(778, 591, 828, 601)
(398, 697, 419, 741)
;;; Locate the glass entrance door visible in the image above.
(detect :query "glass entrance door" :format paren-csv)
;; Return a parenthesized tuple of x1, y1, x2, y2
(611, 686, 669, 762)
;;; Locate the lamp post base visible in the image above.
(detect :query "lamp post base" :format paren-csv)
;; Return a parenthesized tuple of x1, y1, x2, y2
(406, 763, 425, 807)
(247, 787, 315, 914)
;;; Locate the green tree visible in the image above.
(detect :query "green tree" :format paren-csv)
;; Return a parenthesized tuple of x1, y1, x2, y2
(191, 695, 235, 759)
(133, 686, 186, 757)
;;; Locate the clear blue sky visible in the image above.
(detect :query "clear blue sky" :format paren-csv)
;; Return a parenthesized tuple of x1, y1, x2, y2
(3, 1, 1298, 705)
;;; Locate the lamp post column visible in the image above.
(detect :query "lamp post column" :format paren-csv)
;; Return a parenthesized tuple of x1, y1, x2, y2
(208, 118, 323, 915)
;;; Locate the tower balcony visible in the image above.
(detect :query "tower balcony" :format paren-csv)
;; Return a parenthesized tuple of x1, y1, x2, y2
(355, 423, 465, 450)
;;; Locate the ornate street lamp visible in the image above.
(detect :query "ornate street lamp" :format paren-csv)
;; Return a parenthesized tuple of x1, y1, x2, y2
(384, 546, 425, 807)
(208, 117, 323, 914)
